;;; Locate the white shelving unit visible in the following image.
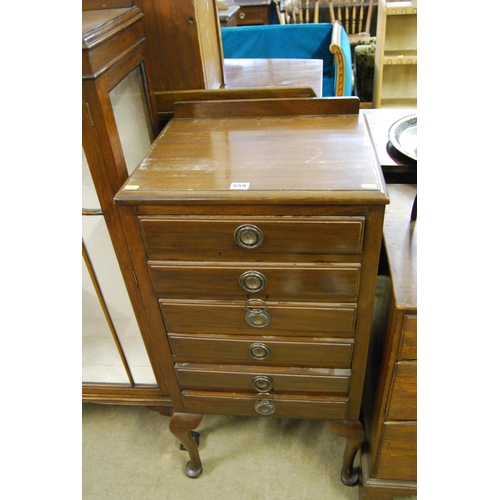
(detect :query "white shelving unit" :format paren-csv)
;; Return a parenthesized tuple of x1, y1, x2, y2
(373, 0, 417, 108)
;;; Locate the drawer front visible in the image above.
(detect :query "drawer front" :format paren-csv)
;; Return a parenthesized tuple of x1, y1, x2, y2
(376, 422, 417, 481)
(236, 6, 272, 25)
(160, 300, 357, 336)
(386, 362, 417, 421)
(183, 390, 348, 419)
(140, 216, 365, 260)
(150, 262, 360, 302)
(175, 363, 351, 394)
(400, 314, 417, 360)
(169, 334, 353, 368)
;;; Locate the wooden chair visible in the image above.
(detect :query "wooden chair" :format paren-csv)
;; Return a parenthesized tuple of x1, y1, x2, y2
(278, 0, 374, 46)
(276, 0, 321, 24)
(342, 0, 374, 46)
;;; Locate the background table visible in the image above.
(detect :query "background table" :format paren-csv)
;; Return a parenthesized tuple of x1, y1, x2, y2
(361, 108, 417, 184)
(224, 58, 323, 97)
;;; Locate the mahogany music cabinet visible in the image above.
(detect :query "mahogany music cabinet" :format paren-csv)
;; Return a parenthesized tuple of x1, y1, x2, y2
(115, 97, 389, 486)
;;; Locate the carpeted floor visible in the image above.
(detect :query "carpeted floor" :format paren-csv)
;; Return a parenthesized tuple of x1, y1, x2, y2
(82, 403, 364, 500)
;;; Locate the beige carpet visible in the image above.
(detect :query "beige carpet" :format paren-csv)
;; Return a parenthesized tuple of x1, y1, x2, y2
(82, 403, 363, 500)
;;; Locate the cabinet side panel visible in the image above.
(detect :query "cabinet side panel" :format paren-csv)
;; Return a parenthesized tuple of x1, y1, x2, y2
(136, 0, 208, 91)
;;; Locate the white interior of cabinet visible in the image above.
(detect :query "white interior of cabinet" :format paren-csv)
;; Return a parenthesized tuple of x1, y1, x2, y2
(82, 216, 156, 385)
(82, 253, 130, 384)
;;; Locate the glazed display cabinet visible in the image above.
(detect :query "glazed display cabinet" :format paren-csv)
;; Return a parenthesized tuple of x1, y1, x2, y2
(82, 5, 173, 413)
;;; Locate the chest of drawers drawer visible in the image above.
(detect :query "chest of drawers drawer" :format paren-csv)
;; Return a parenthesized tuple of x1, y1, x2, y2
(160, 299, 357, 336)
(175, 363, 351, 394)
(235, 5, 272, 26)
(182, 391, 348, 419)
(386, 362, 417, 421)
(149, 262, 360, 302)
(168, 334, 354, 368)
(400, 314, 417, 360)
(376, 422, 417, 481)
(139, 216, 365, 261)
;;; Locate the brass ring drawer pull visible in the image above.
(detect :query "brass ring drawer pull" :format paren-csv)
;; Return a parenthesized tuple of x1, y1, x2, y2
(254, 393, 276, 416)
(252, 375, 274, 393)
(245, 300, 271, 328)
(239, 270, 267, 293)
(248, 342, 271, 360)
(234, 224, 264, 249)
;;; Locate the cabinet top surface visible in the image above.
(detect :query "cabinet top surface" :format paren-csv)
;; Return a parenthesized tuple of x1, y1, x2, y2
(384, 184, 417, 308)
(115, 110, 389, 206)
(82, 7, 140, 48)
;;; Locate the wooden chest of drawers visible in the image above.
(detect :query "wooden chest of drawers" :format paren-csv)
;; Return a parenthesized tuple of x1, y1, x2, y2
(115, 98, 389, 486)
(360, 184, 417, 499)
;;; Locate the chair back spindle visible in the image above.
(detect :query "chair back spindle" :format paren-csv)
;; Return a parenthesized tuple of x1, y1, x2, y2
(344, 2, 350, 34)
(281, 0, 372, 36)
(329, 1, 335, 23)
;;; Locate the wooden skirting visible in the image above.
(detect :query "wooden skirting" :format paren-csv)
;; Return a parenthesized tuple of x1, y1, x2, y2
(83, 392, 173, 416)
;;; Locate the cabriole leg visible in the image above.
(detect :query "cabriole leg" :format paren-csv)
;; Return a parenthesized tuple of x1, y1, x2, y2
(329, 420, 365, 486)
(169, 412, 203, 478)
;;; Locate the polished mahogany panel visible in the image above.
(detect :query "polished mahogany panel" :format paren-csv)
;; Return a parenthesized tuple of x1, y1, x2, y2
(114, 102, 388, 206)
(160, 299, 357, 336)
(183, 391, 348, 419)
(175, 363, 351, 394)
(149, 262, 360, 301)
(140, 216, 365, 259)
(168, 334, 353, 368)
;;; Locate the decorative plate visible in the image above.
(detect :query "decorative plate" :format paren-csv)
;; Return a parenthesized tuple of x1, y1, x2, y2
(388, 114, 417, 161)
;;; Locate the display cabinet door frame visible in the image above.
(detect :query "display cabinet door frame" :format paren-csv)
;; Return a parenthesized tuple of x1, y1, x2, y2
(82, 8, 173, 407)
